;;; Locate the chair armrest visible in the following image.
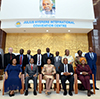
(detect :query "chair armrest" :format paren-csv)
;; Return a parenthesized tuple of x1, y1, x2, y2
(92, 74, 95, 94)
(39, 74, 42, 93)
(2, 74, 6, 95)
(74, 74, 78, 94)
(56, 74, 60, 93)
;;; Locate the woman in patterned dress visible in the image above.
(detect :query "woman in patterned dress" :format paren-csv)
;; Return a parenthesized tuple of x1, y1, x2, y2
(42, 58, 56, 95)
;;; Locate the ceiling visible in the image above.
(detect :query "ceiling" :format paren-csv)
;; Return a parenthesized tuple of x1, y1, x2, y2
(2, 28, 92, 33)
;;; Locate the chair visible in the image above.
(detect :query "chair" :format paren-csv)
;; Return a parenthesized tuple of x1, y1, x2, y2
(74, 67, 95, 94)
(39, 67, 59, 93)
(2, 74, 24, 95)
(55, 73, 79, 94)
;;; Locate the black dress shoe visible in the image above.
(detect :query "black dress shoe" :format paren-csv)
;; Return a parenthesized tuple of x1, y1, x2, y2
(34, 90, 37, 95)
(25, 90, 28, 96)
(87, 90, 91, 97)
(47, 92, 51, 95)
(63, 91, 67, 95)
(69, 91, 73, 96)
(95, 87, 99, 90)
(9, 91, 15, 97)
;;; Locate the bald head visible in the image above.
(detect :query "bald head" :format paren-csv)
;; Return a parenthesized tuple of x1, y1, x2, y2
(55, 51, 59, 56)
(27, 50, 31, 55)
(42, 0, 53, 12)
(8, 47, 13, 54)
(37, 49, 41, 54)
(46, 47, 50, 52)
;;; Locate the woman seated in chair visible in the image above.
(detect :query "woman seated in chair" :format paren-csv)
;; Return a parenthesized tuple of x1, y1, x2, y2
(4, 58, 22, 97)
(42, 58, 56, 95)
(76, 57, 93, 97)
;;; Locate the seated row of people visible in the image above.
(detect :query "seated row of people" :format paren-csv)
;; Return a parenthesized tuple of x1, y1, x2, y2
(4, 57, 94, 97)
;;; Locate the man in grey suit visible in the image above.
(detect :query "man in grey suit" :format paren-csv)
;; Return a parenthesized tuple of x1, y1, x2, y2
(0, 48, 4, 69)
(54, 51, 62, 73)
(24, 58, 38, 96)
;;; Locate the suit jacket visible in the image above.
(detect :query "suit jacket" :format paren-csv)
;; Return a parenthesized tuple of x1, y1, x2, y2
(16, 54, 28, 73)
(25, 64, 38, 77)
(4, 53, 15, 69)
(85, 52, 97, 70)
(43, 53, 54, 65)
(54, 56, 62, 71)
(34, 54, 43, 66)
(0, 48, 4, 69)
(26, 54, 33, 64)
(58, 63, 74, 77)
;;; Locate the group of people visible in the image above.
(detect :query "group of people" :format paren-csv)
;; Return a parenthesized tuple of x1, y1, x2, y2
(0, 47, 99, 97)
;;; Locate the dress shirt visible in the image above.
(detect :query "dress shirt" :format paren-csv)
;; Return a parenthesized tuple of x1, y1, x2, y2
(37, 54, 41, 66)
(61, 64, 73, 75)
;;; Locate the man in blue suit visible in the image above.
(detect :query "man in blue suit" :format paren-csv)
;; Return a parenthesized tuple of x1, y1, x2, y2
(85, 47, 99, 90)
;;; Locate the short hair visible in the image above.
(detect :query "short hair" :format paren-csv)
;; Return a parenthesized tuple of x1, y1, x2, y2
(46, 57, 52, 62)
(63, 58, 68, 61)
(41, 0, 53, 9)
(77, 50, 82, 54)
(65, 49, 69, 52)
(29, 58, 34, 61)
(10, 58, 17, 64)
(37, 49, 41, 51)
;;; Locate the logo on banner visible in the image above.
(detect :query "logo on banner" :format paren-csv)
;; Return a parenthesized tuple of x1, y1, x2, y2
(16, 21, 21, 27)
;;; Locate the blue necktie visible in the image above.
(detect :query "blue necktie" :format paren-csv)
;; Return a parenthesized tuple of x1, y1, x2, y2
(47, 53, 49, 57)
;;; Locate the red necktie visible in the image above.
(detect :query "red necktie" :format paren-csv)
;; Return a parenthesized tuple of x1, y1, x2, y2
(20, 56, 22, 65)
(31, 64, 33, 70)
(10, 54, 12, 60)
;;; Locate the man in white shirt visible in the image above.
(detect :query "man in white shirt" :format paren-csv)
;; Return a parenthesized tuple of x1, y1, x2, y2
(62, 49, 74, 65)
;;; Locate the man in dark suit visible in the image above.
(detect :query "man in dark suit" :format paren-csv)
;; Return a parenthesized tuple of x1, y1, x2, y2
(58, 58, 74, 96)
(54, 51, 62, 72)
(34, 49, 43, 74)
(24, 58, 38, 96)
(85, 47, 99, 90)
(26, 50, 33, 64)
(16, 49, 28, 74)
(4, 47, 15, 69)
(43, 47, 54, 65)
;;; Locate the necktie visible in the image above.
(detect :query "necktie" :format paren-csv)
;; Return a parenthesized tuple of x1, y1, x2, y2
(38, 55, 40, 65)
(47, 53, 49, 57)
(31, 64, 33, 70)
(10, 54, 12, 60)
(20, 56, 22, 65)
(65, 64, 67, 72)
(91, 53, 94, 59)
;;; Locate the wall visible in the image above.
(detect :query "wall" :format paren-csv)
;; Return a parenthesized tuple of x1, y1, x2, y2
(5, 33, 88, 58)
(0, 0, 94, 20)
